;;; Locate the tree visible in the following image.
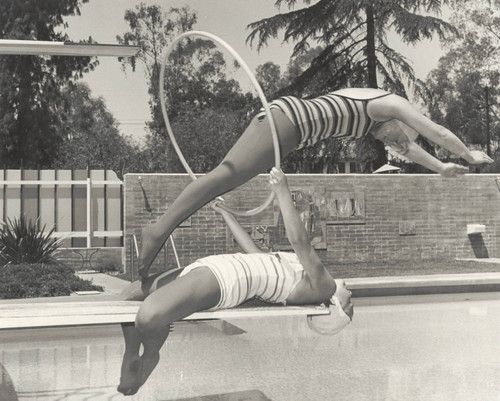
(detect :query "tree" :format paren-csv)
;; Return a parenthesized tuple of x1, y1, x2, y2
(53, 83, 141, 177)
(255, 61, 285, 98)
(117, 4, 197, 104)
(247, 0, 457, 98)
(425, 0, 499, 162)
(116, 4, 197, 172)
(153, 40, 256, 173)
(117, 4, 257, 173)
(0, 0, 98, 168)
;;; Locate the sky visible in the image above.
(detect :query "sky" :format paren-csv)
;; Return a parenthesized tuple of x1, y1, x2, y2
(63, 0, 449, 144)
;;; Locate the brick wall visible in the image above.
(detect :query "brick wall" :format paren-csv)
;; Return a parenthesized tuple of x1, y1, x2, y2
(124, 173, 500, 276)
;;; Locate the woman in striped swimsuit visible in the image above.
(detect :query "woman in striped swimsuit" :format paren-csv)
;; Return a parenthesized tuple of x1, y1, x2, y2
(118, 168, 353, 396)
(137, 88, 492, 280)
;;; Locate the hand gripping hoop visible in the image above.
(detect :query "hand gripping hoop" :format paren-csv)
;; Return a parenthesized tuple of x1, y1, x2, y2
(159, 30, 280, 216)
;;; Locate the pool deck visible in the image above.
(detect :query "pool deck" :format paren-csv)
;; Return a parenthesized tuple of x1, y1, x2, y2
(0, 258, 499, 306)
(351, 257, 500, 296)
(0, 260, 499, 330)
(348, 271, 500, 296)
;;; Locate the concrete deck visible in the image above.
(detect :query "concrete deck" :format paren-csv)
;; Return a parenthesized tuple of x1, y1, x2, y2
(0, 272, 330, 329)
(1, 266, 500, 304)
(348, 272, 500, 296)
(1, 264, 499, 327)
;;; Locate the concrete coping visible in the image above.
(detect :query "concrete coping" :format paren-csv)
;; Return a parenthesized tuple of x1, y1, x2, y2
(346, 272, 500, 289)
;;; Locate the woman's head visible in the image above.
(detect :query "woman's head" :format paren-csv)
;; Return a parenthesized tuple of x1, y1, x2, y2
(307, 279, 353, 335)
(371, 119, 419, 155)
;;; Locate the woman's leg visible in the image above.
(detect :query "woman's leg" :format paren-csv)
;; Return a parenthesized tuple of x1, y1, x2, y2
(118, 266, 185, 395)
(118, 323, 143, 395)
(117, 267, 221, 395)
(138, 110, 298, 278)
(119, 266, 185, 302)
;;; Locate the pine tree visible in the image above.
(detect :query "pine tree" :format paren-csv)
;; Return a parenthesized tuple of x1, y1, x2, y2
(247, 0, 457, 98)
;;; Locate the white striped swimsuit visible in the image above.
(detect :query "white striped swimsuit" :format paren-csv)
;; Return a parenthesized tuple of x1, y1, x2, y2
(262, 91, 391, 149)
(179, 252, 305, 310)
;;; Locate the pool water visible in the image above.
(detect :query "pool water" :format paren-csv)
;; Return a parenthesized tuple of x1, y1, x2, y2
(1, 292, 499, 401)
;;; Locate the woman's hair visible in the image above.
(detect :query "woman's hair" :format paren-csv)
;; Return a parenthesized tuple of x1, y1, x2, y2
(371, 119, 419, 155)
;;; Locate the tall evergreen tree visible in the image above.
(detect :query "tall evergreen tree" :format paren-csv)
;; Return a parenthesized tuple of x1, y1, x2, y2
(247, 0, 457, 98)
(0, 0, 98, 168)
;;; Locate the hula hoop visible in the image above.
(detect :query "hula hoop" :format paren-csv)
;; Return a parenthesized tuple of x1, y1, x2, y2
(159, 30, 280, 216)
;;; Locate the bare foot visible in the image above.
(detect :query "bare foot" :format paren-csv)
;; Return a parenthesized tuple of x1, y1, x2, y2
(117, 353, 142, 396)
(117, 351, 160, 396)
(138, 351, 160, 388)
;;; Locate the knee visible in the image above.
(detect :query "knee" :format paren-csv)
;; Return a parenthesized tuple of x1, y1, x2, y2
(135, 305, 166, 334)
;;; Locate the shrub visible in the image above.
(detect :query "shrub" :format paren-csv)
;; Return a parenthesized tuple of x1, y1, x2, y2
(0, 263, 103, 299)
(0, 216, 62, 266)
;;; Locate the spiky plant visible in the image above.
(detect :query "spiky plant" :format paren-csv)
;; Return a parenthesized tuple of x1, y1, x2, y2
(0, 216, 62, 266)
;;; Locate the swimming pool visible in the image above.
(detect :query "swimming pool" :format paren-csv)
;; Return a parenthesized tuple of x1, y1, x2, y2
(1, 292, 499, 401)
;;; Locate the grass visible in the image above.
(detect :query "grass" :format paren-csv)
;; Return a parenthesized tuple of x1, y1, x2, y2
(326, 257, 500, 279)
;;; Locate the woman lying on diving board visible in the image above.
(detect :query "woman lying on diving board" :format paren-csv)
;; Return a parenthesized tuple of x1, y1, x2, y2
(117, 167, 353, 396)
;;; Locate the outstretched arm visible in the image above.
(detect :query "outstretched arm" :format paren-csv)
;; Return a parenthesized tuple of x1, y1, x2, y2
(369, 95, 493, 165)
(211, 202, 263, 254)
(402, 142, 469, 177)
(268, 168, 331, 292)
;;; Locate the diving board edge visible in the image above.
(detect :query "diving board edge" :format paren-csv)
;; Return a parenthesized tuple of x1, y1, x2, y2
(0, 39, 140, 57)
(0, 302, 329, 330)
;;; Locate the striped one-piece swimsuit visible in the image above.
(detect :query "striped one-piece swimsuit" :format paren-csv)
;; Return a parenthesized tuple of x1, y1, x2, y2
(264, 90, 390, 149)
(178, 252, 305, 310)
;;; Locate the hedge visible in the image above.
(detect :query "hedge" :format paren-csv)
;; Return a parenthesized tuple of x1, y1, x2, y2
(0, 263, 103, 299)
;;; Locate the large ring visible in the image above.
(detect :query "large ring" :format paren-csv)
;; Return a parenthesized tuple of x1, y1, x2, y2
(159, 31, 280, 216)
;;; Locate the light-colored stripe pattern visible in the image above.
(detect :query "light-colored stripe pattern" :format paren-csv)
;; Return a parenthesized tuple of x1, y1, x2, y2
(268, 93, 378, 149)
(180, 252, 305, 310)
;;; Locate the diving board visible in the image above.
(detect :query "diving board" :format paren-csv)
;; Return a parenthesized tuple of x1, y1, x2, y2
(0, 39, 139, 57)
(0, 301, 329, 330)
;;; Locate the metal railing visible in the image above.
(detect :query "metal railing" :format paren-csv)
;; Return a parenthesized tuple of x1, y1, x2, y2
(129, 233, 181, 280)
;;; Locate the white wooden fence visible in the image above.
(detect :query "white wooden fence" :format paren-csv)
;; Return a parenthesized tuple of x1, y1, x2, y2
(0, 169, 123, 248)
